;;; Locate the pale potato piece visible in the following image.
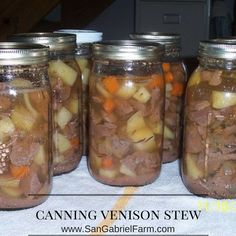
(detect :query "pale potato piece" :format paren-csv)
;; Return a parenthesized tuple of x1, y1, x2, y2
(120, 164, 136, 177)
(55, 107, 72, 129)
(188, 70, 201, 87)
(11, 105, 37, 131)
(127, 111, 146, 135)
(185, 153, 204, 180)
(99, 168, 118, 178)
(1, 186, 22, 197)
(116, 81, 137, 99)
(0, 117, 15, 140)
(164, 125, 175, 139)
(10, 78, 33, 88)
(67, 98, 79, 114)
(49, 59, 77, 86)
(96, 82, 111, 98)
(0, 177, 20, 188)
(133, 87, 151, 103)
(130, 127, 157, 152)
(34, 145, 46, 165)
(53, 132, 71, 153)
(212, 90, 236, 109)
(24, 93, 38, 117)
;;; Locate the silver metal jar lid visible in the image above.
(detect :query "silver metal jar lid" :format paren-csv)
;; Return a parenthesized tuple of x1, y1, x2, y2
(0, 42, 49, 65)
(9, 32, 76, 51)
(92, 40, 164, 60)
(199, 40, 236, 60)
(129, 32, 181, 55)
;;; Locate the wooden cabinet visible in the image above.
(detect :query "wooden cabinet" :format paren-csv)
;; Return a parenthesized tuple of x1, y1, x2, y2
(135, 0, 211, 57)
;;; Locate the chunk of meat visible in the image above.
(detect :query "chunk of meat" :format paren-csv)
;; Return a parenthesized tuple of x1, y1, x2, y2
(150, 88, 163, 122)
(93, 122, 117, 138)
(20, 169, 42, 196)
(185, 124, 203, 153)
(52, 79, 71, 103)
(121, 151, 160, 175)
(188, 107, 210, 126)
(9, 138, 39, 166)
(111, 136, 131, 158)
(129, 99, 150, 116)
(115, 99, 133, 117)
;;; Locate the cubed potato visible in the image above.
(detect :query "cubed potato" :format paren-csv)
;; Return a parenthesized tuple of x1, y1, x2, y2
(185, 153, 204, 180)
(0, 176, 20, 188)
(164, 125, 175, 139)
(49, 59, 78, 86)
(96, 82, 111, 98)
(212, 90, 236, 109)
(10, 78, 33, 88)
(67, 98, 79, 114)
(188, 70, 201, 87)
(24, 93, 38, 117)
(127, 111, 146, 135)
(0, 117, 15, 140)
(76, 58, 88, 72)
(130, 127, 157, 152)
(1, 186, 22, 197)
(133, 87, 151, 103)
(55, 107, 72, 129)
(53, 132, 71, 153)
(11, 105, 37, 131)
(116, 81, 137, 99)
(99, 168, 118, 178)
(34, 145, 46, 165)
(120, 164, 136, 177)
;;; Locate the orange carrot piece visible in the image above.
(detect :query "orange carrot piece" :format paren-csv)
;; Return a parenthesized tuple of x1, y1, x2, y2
(70, 137, 80, 148)
(102, 76, 120, 94)
(171, 82, 184, 96)
(10, 165, 30, 179)
(164, 71, 174, 83)
(147, 74, 164, 89)
(101, 156, 113, 169)
(162, 63, 170, 72)
(103, 98, 115, 113)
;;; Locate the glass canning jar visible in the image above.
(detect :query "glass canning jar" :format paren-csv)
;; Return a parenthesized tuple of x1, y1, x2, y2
(182, 40, 236, 199)
(55, 29, 103, 156)
(130, 33, 187, 163)
(0, 42, 52, 209)
(9, 33, 82, 175)
(89, 40, 165, 186)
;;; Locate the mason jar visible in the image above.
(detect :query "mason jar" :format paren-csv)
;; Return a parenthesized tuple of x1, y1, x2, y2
(182, 40, 236, 198)
(89, 40, 165, 186)
(0, 42, 52, 209)
(55, 29, 103, 156)
(9, 33, 82, 175)
(130, 33, 187, 163)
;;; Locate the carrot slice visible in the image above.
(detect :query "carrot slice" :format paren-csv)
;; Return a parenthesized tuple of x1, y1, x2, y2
(102, 76, 120, 94)
(147, 74, 164, 89)
(162, 63, 170, 72)
(103, 98, 115, 113)
(10, 165, 30, 179)
(164, 71, 174, 83)
(171, 82, 184, 96)
(70, 137, 80, 149)
(101, 156, 114, 169)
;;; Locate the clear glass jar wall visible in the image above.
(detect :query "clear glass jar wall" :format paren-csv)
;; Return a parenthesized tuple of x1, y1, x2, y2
(89, 41, 165, 186)
(0, 43, 52, 209)
(130, 33, 187, 163)
(55, 29, 103, 156)
(9, 33, 82, 175)
(182, 40, 236, 198)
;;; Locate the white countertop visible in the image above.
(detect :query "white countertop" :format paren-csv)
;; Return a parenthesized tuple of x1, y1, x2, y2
(1, 157, 235, 236)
